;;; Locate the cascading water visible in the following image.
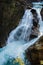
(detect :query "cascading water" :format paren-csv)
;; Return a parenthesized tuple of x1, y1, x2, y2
(7, 9, 33, 43)
(0, 3, 43, 65)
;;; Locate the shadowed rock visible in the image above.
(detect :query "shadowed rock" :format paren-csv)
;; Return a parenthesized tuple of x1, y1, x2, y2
(0, 1, 24, 47)
(30, 9, 39, 40)
(40, 8, 43, 21)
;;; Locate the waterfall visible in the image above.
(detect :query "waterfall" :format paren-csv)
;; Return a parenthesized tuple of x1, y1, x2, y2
(7, 9, 33, 43)
(0, 4, 43, 65)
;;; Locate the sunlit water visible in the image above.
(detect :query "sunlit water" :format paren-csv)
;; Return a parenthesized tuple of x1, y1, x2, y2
(0, 2, 43, 65)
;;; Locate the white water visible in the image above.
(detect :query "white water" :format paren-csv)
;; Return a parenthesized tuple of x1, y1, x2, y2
(0, 5, 43, 65)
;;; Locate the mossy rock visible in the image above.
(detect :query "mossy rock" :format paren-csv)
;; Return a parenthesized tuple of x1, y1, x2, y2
(5, 58, 24, 65)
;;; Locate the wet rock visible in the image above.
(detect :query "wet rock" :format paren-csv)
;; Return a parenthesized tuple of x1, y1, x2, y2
(31, 9, 38, 16)
(30, 9, 40, 40)
(31, 9, 39, 27)
(40, 8, 43, 21)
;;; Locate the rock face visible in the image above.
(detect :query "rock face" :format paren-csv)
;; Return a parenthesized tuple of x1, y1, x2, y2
(40, 8, 43, 21)
(29, 9, 39, 40)
(25, 36, 43, 65)
(0, 0, 24, 47)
